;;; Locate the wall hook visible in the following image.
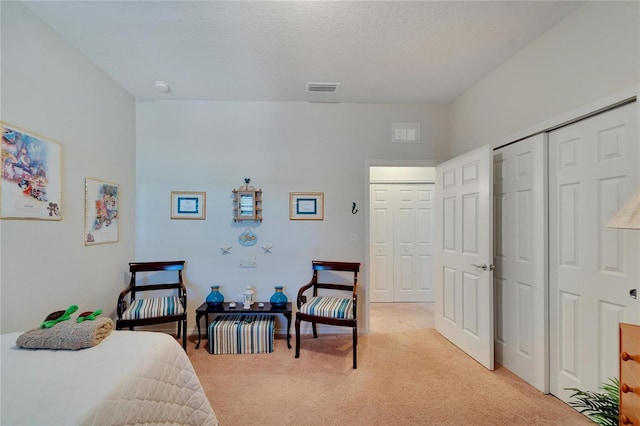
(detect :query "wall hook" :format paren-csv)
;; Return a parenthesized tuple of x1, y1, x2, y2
(352, 202, 358, 214)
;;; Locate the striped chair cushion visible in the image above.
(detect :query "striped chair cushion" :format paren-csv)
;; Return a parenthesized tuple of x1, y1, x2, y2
(299, 296, 354, 319)
(121, 296, 184, 320)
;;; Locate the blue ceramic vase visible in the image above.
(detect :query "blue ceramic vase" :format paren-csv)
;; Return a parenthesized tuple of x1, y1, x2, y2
(206, 285, 224, 306)
(270, 285, 288, 307)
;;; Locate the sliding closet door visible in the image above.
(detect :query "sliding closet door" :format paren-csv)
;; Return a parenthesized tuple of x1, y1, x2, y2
(494, 134, 548, 392)
(549, 102, 640, 402)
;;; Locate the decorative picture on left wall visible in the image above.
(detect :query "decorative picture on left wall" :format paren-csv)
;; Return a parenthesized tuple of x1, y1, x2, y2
(1, 123, 62, 220)
(85, 178, 119, 245)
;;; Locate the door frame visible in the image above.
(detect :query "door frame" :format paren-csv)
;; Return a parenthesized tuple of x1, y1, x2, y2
(364, 159, 440, 334)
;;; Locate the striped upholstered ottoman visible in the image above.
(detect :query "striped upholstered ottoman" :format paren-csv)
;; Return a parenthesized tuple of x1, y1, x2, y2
(208, 314, 274, 354)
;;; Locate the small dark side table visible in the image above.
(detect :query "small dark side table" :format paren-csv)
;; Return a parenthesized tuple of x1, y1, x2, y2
(195, 302, 292, 349)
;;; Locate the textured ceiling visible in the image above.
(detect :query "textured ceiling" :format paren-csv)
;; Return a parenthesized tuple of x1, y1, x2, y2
(23, 1, 583, 104)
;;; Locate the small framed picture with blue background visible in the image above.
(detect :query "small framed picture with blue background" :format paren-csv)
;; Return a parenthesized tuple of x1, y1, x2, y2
(290, 192, 324, 220)
(171, 191, 206, 220)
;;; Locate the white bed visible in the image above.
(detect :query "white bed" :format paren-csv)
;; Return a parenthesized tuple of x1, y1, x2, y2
(1, 330, 219, 425)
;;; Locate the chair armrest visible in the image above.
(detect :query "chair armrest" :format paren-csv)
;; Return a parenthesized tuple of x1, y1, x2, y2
(117, 284, 134, 318)
(180, 287, 187, 309)
(296, 279, 315, 309)
(351, 287, 357, 320)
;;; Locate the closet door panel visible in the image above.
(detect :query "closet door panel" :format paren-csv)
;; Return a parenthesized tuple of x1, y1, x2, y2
(493, 134, 547, 392)
(549, 102, 639, 402)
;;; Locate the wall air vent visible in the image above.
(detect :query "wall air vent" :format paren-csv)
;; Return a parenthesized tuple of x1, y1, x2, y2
(392, 122, 421, 144)
(306, 82, 340, 93)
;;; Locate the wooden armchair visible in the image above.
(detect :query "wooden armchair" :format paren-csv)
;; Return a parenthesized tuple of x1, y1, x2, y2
(116, 261, 187, 350)
(295, 260, 361, 369)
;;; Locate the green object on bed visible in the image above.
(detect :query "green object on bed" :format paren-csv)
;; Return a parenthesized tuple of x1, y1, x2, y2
(40, 304, 78, 328)
(77, 309, 103, 323)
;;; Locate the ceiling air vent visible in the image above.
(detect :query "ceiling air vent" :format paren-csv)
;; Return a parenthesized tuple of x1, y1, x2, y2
(306, 82, 340, 93)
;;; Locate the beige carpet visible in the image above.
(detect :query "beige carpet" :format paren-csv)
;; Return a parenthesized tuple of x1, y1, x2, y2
(188, 305, 591, 426)
(370, 302, 435, 332)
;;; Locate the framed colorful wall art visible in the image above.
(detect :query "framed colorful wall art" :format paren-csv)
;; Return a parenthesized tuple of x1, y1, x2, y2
(1, 123, 62, 220)
(85, 178, 119, 245)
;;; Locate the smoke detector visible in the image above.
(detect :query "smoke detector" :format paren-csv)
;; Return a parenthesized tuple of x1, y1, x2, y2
(154, 80, 170, 93)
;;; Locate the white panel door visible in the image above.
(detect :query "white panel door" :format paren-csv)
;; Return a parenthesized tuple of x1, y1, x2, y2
(370, 183, 434, 303)
(394, 184, 434, 302)
(435, 144, 494, 370)
(370, 184, 394, 302)
(549, 102, 640, 402)
(494, 134, 548, 392)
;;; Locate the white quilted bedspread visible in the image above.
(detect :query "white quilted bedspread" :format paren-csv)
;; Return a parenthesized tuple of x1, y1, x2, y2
(1, 330, 219, 426)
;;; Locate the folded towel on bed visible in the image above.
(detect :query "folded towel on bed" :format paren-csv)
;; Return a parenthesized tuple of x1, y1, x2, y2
(16, 317, 113, 350)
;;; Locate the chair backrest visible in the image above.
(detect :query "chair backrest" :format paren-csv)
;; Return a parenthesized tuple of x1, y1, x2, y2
(311, 260, 360, 296)
(128, 260, 186, 301)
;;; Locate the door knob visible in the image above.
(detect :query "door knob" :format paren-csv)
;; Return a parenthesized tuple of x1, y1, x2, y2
(471, 263, 495, 271)
(630, 289, 637, 299)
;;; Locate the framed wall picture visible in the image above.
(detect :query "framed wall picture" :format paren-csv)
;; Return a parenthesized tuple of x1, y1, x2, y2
(1, 122, 62, 220)
(85, 178, 119, 245)
(171, 191, 206, 220)
(290, 192, 324, 220)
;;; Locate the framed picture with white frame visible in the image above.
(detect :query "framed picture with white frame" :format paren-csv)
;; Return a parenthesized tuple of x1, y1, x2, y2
(171, 191, 206, 220)
(290, 192, 324, 220)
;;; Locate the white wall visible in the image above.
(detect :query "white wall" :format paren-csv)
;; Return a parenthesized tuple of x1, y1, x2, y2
(136, 100, 448, 332)
(0, 2, 136, 333)
(370, 166, 436, 183)
(449, 1, 640, 156)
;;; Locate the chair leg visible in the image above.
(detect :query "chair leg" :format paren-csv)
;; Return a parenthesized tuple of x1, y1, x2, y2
(177, 321, 182, 339)
(312, 322, 318, 338)
(182, 320, 187, 351)
(352, 327, 357, 369)
(295, 317, 301, 359)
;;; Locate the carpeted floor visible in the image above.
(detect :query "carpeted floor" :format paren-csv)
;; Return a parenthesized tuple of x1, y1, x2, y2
(188, 303, 591, 426)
